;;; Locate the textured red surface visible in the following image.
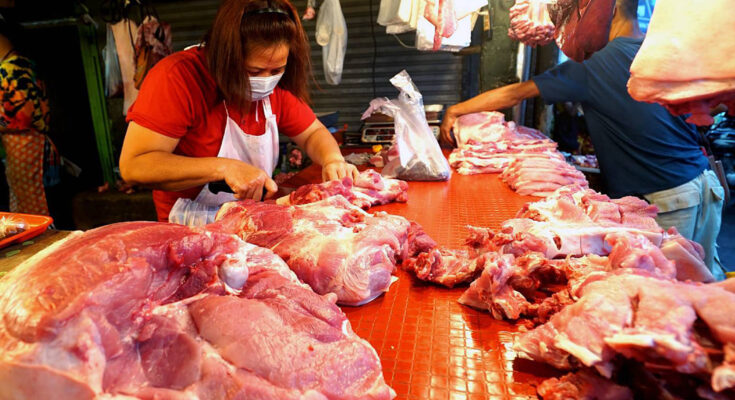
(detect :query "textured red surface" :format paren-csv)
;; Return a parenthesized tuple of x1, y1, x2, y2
(285, 164, 557, 399)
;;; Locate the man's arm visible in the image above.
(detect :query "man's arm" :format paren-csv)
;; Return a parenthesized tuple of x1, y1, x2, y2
(440, 80, 541, 145)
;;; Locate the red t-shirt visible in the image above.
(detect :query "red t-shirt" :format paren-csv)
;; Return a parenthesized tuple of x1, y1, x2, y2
(127, 48, 316, 221)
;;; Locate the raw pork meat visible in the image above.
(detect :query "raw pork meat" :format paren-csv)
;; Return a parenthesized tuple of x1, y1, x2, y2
(285, 169, 409, 210)
(459, 232, 677, 322)
(628, 0, 735, 125)
(516, 185, 660, 231)
(548, 0, 616, 62)
(508, 0, 556, 47)
(500, 157, 589, 196)
(402, 247, 485, 288)
(211, 195, 435, 305)
(514, 272, 735, 393)
(0, 222, 395, 399)
(470, 218, 663, 259)
(537, 370, 633, 400)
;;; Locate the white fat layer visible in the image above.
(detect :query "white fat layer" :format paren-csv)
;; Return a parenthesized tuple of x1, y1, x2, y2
(554, 334, 603, 367)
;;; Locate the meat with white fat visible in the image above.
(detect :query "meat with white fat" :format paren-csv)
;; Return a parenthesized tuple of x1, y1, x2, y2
(0, 222, 395, 399)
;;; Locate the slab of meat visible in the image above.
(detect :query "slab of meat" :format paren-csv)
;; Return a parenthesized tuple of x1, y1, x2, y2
(500, 157, 589, 196)
(517, 185, 660, 230)
(450, 112, 569, 182)
(285, 169, 409, 210)
(514, 272, 735, 393)
(0, 222, 395, 399)
(508, 0, 556, 47)
(548, 0, 616, 62)
(211, 195, 435, 305)
(538, 370, 633, 400)
(402, 247, 486, 288)
(452, 111, 547, 146)
(459, 231, 677, 322)
(628, 0, 735, 125)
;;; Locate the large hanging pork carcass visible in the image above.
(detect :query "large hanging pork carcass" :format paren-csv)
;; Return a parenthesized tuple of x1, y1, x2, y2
(628, 0, 735, 125)
(548, 0, 616, 62)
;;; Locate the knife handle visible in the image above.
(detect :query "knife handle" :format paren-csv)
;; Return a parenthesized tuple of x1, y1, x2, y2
(209, 181, 268, 201)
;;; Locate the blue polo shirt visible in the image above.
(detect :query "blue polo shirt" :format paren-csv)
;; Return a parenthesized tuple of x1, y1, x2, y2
(532, 37, 708, 198)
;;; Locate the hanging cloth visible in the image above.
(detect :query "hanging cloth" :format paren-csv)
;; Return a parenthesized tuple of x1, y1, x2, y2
(133, 16, 173, 89)
(315, 0, 347, 85)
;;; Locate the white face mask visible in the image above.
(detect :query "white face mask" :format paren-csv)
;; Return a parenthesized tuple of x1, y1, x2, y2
(249, 73, 284, 101)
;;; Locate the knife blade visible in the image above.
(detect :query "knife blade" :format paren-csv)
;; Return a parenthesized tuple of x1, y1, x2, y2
(209, 180, 269, 201)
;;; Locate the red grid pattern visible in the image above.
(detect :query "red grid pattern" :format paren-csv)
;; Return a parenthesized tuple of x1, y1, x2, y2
(286, 165, 552, 399)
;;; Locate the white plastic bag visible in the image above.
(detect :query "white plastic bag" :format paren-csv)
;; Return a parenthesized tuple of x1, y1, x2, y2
(316, 0, 347, 85)
(385, 0, 424, 34)
(361, 70, 450, 181)
(169, 197, 220, 227)
(104, 24, 123, 97)
(378, 0, 413, 26)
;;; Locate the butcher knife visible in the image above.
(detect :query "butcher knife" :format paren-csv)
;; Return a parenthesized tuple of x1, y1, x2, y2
(209, 180, 293, 205)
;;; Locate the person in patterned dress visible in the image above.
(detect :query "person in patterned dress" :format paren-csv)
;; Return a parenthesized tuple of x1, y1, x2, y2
(0, 15, 57, 215)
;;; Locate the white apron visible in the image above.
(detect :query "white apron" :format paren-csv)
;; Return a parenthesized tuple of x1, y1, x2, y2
(194, 97, 280, 206)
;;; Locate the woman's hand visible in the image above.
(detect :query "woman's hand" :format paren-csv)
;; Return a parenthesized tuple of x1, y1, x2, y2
(322, 159, 359, 182)
(222, 159, 278, 201)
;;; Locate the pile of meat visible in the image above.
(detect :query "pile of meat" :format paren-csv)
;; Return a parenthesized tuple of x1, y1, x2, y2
(449, 112, 589, 197)
(500, 158, 588, 196)
(0, 222, 396, 399)
(211, 195, 435, 306)
(628, 0, 735, 126)
(548, 0, 616, 62)
(438, 184, 731, 398)
(283, 169, 409, 210)
(508, 0, 556, 47)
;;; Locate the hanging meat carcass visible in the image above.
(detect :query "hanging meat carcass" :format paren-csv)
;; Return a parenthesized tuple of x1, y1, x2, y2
(628, 0, 735, 126)
(548, 0, 617, 62)
(508, 0, 556, 47)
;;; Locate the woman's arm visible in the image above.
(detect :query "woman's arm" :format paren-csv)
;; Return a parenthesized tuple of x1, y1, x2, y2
(290, 119, 359, 181)
(119, 122, 277, 200)
(440, 80, 541, 145)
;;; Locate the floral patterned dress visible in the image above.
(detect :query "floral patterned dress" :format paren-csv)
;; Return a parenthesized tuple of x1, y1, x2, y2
(0, 53, 54, 215)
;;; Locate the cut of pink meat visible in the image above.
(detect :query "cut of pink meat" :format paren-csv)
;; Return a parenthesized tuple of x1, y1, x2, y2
(0, 222, 395, 399)
(549, 0, 616, 62)
(286, 169, 408, 210)
(500, 158, 589, 197)
(459, 232, 676, 322)
(402, 247, 484, 288)
(660, 227, 713, 283)
(457, 253, 529, 320)
(537, 370, 633, 400)
(211, 196, 433, 305)
(628, 0, 735, 125)
(515, 272, 735, 390)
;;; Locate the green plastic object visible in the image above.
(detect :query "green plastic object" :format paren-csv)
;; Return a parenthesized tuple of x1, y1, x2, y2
(78, 22, 116, 185)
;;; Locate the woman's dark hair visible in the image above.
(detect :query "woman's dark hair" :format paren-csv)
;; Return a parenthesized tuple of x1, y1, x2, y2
(204, 0, 311, 111)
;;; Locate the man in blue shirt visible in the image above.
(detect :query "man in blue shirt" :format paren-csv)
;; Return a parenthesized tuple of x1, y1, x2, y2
(441, 0, 725, 278)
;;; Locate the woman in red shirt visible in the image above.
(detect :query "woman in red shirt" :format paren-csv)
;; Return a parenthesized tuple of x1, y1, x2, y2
(119, 0, 357, 222)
